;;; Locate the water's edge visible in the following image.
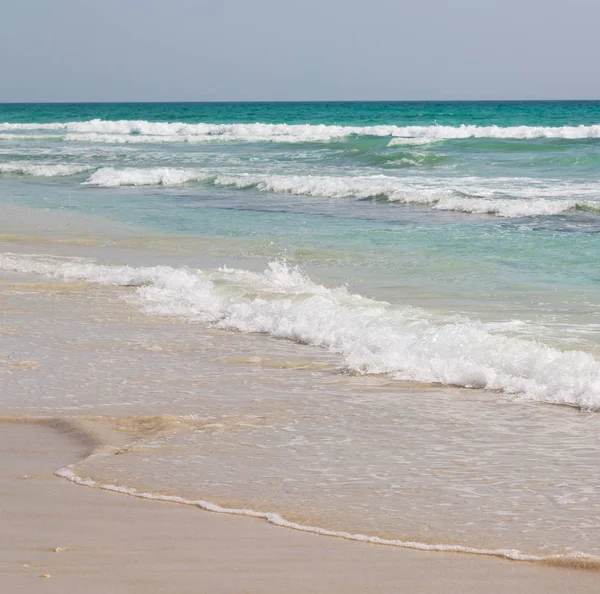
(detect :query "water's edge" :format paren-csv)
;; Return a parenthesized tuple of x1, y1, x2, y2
(2, 416, 597, 569)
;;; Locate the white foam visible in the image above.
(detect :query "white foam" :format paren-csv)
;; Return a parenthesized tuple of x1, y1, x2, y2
(83, 168, 599, 218)
(0, 162, 93, 177)
(2, 254, 599, 409)
(0, 133, 64, 142)
(3, 119, 600, 143)
(387, 137, 442, 146)
(431, 196, 583, 217)
(84, 167, 211, 187)
(55, 467, 596, 564)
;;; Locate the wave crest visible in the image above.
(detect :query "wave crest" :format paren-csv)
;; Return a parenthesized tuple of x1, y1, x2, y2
(3, 119, 600, 144)
(1, 254, 599, 410)
(83, 168, 599, 218)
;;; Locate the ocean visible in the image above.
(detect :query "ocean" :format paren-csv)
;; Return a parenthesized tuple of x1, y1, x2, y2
(1, 101, 599, 563)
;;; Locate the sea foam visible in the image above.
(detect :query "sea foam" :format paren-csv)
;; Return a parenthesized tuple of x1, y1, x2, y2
(55, 467, 597, 564)
(1, 254, 599, 409)
(3, 119, 600, 143)
(84, 167, 212, 187)
(84, 168, 600, 218)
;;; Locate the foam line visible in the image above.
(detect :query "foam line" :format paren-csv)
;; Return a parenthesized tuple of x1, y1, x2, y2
(83, 168, 600, 218)
(3, 119, 600, 143)
(55, 467, 597, 564)
(1, 254, 599, 409)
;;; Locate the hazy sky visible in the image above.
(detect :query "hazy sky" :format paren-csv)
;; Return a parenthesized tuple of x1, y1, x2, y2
(2, 0, 599, 101)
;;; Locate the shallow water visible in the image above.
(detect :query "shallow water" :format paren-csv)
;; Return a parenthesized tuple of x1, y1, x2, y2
(1, 102, 600, 561)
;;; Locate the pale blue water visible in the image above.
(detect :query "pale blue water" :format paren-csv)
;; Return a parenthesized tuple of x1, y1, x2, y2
(1, 102, 599, 349)
(2, 102, 600, 561)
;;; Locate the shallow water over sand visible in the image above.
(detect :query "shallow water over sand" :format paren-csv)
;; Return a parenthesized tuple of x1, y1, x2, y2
(2, 208, 600, 562)
(2, 101, 600, 562)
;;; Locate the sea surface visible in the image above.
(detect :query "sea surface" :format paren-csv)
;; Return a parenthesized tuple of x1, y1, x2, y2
(1, 102, 599, 563)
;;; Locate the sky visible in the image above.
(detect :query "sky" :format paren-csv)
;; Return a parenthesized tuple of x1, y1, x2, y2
(2, 0, 599, 102)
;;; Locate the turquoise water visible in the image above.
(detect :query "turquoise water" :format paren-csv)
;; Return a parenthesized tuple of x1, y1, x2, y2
(1, 101, 599, 352)
(2, 102, 600, 560)
(3, 101, 600, 126)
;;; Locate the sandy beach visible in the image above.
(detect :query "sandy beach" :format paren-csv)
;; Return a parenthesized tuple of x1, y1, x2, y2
(1, 420, 598, 593)
(2, 99, 600, 592)
(3, 0, 600, 585)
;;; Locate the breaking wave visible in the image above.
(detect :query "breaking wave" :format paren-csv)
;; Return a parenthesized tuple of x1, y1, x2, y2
(84, 167, 212, 187)
(3, 119, 600, 144)
(1, 254, 599, 410)
(84, 168, 600, 218)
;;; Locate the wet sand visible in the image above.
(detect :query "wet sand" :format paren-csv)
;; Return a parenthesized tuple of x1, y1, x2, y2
(1, 421, 598, 593)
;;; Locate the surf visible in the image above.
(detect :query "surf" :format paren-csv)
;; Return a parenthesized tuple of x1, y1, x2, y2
(1, 253, 599, 410)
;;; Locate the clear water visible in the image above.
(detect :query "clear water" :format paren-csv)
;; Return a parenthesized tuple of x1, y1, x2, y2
(1, 102, 600, 562)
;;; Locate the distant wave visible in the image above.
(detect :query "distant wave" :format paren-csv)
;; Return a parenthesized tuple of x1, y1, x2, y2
(2, 119, 600, 144)
(2, 160, 598, 218)
(2, 254, 599, 410)
(84, 168, 600, 218)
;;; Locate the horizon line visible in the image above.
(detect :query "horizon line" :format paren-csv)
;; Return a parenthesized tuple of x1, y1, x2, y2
(2, 99, 600, 105)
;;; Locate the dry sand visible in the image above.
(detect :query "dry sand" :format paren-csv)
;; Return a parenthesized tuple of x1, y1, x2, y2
(1, 420, 598, 594)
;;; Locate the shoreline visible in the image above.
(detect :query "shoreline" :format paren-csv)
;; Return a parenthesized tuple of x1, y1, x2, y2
(1, 418, 599, 593)
(2, 205, 600, 589)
